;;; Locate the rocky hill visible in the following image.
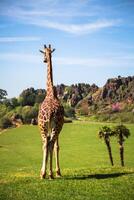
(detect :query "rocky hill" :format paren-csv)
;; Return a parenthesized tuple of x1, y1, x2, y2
(99, 76, 134, 103)
(56, 83, 98, 107)
(75, 76, 134, 114)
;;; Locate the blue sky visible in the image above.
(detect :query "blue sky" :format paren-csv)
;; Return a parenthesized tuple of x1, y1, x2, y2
(0, 0, 134, 97)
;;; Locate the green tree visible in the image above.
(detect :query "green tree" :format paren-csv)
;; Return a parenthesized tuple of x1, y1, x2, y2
(10, 97, 19, 108)
(112, 125, 130, 166)
(2, 99, 12, 109)
(0, 89, 7, 101)
(35, 94, 45, 103)
(98, 126, 114, 166)
(19, 88, 46, 106)
(19, 88, 36, 106)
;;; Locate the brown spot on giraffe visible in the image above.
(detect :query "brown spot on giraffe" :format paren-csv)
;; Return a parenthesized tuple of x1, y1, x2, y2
(38, 44, 64, 179)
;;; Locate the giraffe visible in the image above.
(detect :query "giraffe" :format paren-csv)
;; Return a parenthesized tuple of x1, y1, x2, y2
(38, 44, 64, 179)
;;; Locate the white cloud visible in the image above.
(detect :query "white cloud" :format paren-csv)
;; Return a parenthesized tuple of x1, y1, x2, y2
(30, 19, 120, 35)
(0, 36, 41, 42)
(5, 8, 95, 18)
(0, 0, 121, 35)
(0, 0, 95, 19)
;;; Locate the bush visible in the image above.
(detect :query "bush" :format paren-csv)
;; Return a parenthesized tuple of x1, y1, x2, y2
(0, 117, 12, 129)
(22, 106, 38, 124)
(90, 111, 134, 123)
(64, 106, 75, 118)
(0, 104, 7, 118)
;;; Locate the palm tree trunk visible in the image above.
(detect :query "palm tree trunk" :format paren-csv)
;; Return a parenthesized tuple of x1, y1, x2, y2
(105, 140, 114, 166)
(119, 143, 124, 166)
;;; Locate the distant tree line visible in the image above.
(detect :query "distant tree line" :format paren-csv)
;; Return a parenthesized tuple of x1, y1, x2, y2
(0, 83, 97, 129)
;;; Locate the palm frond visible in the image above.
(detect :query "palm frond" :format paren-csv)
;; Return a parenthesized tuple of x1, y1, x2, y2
(112, 125, 130, 140)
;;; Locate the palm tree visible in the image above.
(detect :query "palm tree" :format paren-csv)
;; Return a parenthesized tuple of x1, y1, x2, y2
(112, 125, 130, 166)
(98, 126, 114, 166)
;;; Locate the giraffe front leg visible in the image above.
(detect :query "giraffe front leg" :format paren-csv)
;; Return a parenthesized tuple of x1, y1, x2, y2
(40, 138, 48, 179)
(54, 138, 62, 177)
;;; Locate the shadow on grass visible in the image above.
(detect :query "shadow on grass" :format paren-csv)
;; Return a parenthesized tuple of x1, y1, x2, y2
(64, 172, 134, 180)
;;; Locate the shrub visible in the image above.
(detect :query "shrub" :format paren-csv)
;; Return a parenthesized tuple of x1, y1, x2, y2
(111, 102, 120, 112)
(64, 106, 75, 118)
(22, 106, 38, 124)
(0, 117, 12, 129)
(0, 104, 7, 118)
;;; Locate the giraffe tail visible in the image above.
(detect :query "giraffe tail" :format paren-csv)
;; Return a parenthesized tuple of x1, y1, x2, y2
(47, 118, 56, 143)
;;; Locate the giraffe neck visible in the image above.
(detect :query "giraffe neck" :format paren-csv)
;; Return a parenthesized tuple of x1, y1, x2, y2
(46, 53, 54, 98)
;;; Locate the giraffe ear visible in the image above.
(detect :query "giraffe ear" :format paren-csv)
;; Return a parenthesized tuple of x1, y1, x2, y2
(52, 48, 55, 53)
(39, 50, 44, 54)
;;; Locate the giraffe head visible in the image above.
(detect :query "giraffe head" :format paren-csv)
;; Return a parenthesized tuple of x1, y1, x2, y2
(40, 44, 55, 63)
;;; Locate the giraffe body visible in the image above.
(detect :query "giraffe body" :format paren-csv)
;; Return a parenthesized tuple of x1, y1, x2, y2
(38, 45, 64, 179)
(38, 96, 64, 139)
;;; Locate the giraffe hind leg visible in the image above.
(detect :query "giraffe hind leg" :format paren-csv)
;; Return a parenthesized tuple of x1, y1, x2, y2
(47, 118, 60, 180)
(47, 120, 57, 179)
(40, 137, 48, 179)
(48, 140, 55, 179)
(40, 125, 49, 179)
(49, 129, 62, 178)
(54, 137, 62, 177)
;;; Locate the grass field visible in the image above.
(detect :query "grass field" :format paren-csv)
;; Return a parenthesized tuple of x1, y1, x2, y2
(0, 122, 134, 200)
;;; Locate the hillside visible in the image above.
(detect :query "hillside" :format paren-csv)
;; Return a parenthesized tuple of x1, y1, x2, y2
(57, 75, 134, 106)
(76, 76, 134, 111)
(0, 76, 134, 129)
(75, 76, 134, 122)
(98, 76, 134, 103)
(56, 76, 134, 121)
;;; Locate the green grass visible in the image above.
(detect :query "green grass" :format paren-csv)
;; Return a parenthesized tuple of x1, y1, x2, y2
(0, 122, 134, 200)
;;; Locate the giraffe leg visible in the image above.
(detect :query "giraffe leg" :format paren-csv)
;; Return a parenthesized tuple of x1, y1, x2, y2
(48, 140, 55, 179)
(54, 137, 62, 177)
(40, 138, 48, 179)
